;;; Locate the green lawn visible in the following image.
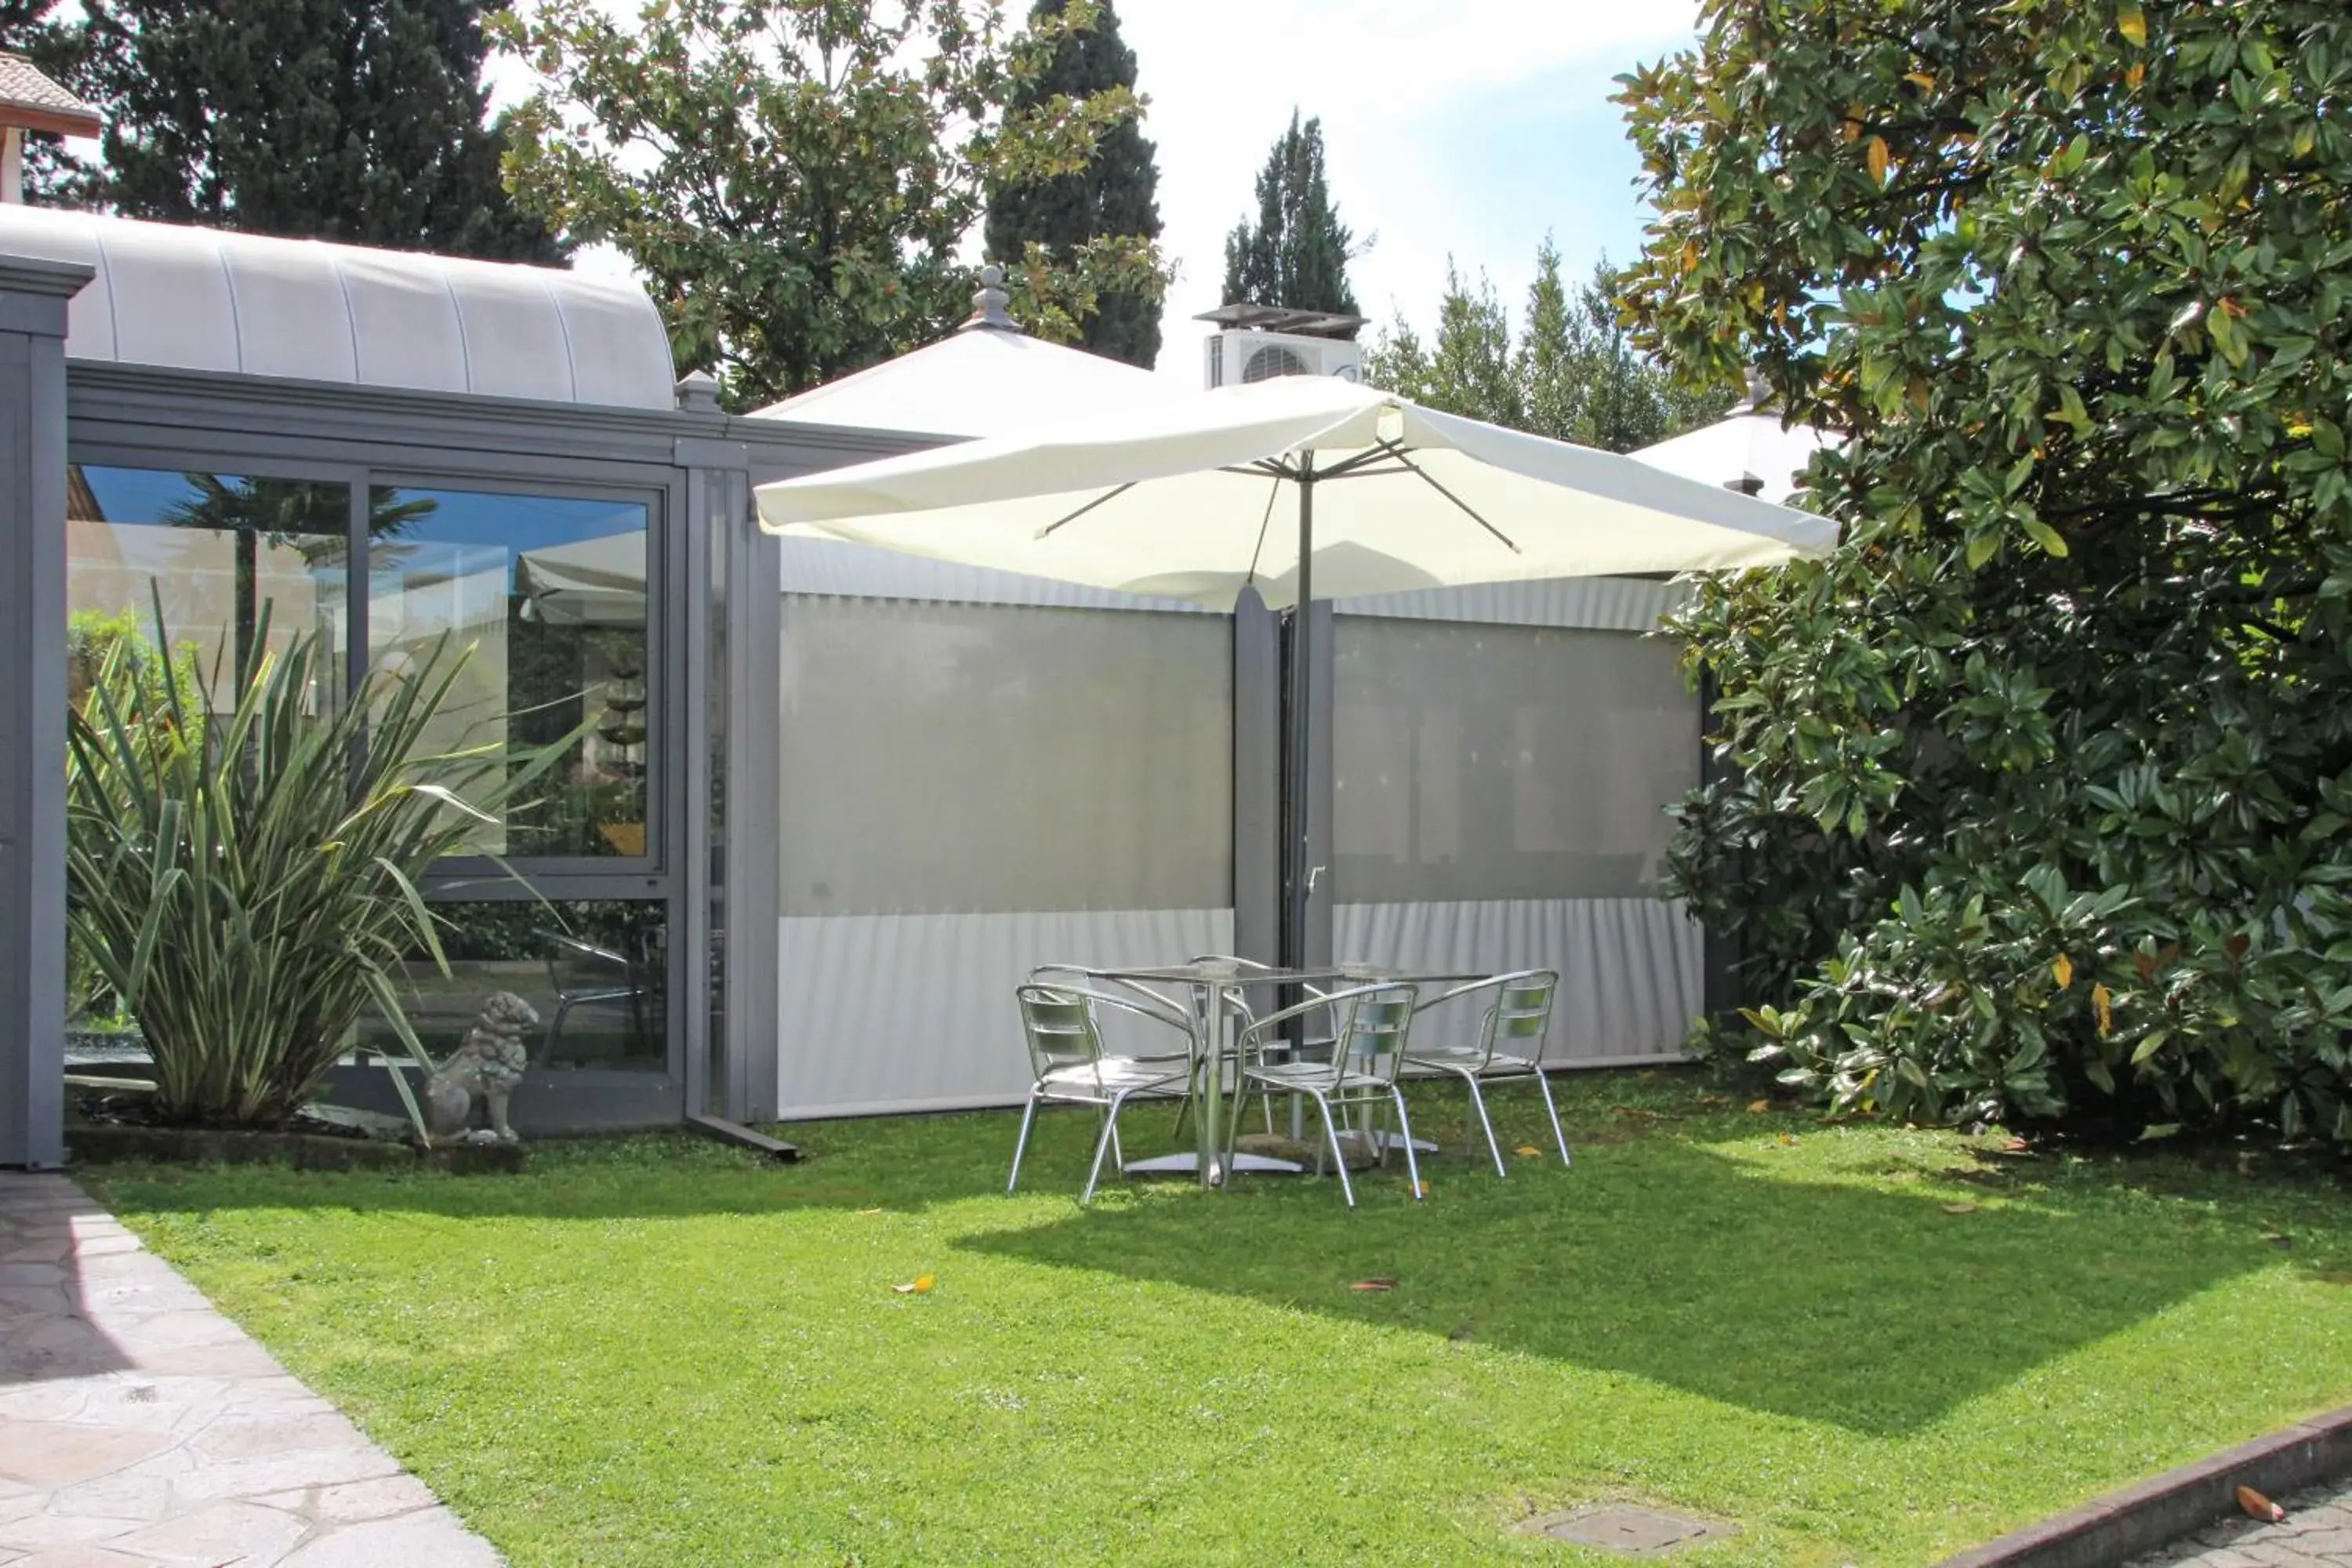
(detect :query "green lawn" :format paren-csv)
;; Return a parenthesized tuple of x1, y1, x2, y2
(78, 1073, 2352, 1566)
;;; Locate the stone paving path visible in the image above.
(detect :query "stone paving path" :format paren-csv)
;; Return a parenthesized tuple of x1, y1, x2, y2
(0, 1171, 503, 1566)
(2128, 1480, 2352, 1568)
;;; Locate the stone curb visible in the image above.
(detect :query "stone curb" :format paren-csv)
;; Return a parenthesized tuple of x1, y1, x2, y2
(1936, 1405, 2352, 1568)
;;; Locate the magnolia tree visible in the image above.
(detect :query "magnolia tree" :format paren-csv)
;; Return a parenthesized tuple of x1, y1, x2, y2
(1619, 0, 2352, 1144)
(495, 0, 1166, 408)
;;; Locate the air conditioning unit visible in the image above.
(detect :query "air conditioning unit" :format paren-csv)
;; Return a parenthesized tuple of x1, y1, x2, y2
(1203, 329, 1363, 390)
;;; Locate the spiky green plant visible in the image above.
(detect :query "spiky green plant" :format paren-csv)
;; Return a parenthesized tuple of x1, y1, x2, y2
(64, 608, 561, 1129)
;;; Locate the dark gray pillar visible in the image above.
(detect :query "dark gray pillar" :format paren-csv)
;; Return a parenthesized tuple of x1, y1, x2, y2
(0, 254, 91, 1171)
(1231, 587, 1280, 967)
(1301, 601, 1335, 971)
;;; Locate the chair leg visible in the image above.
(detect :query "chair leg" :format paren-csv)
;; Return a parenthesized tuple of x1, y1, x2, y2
(1389, 1087, 1425, 1200)
(1533, 1067, 1573, 1167)
(1007, 1091, 1043, 1195)
(1461, 1073, 1507, 1178)
(1083, 1093, 1128, 1205)
(1310, 1092, 1356, 1208)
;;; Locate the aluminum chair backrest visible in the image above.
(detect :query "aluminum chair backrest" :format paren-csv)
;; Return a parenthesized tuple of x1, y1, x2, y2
(1241, 982, 1417, 1091)
(1338, 985, 1419, 1086)
(1475, 970, 1559, 1071)
(1014, 984, 1105, 1087)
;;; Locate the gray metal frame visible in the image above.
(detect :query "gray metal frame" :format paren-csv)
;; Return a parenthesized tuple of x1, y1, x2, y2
(0, 256, 91, 1169)
(9, 355, 928, 1142)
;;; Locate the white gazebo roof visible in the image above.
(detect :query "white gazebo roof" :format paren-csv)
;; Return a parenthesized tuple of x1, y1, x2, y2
(748, 274, 1185, 441)
(1630, 385, 1841, 506)
(0, 204, 676, 409)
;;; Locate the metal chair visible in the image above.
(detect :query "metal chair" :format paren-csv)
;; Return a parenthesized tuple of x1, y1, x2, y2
(1402, 969, 1570, 1176)
(1229, 982, 1424, 1208)
(1007, 983, 1193, 1203)
(536, 927, 659, 1065)
(1190, 954, 1339, 1138)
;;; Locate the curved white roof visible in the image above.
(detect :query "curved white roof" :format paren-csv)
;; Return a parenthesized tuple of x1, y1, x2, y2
(0, 204, 676, 409)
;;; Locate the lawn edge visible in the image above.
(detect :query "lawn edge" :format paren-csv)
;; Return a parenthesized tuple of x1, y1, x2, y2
(1934, 1403, 2352, 1568)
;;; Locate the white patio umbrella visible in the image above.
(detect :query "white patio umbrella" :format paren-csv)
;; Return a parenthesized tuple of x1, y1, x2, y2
(756, 367, 1839, 966)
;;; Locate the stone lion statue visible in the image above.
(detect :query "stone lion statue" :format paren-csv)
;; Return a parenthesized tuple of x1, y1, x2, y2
(425, 992, 538, 1145)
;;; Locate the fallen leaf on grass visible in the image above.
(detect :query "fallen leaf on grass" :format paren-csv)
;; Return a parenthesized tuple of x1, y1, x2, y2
(1416, 1181, 1432, 1197)
(1748, 1099, 1771, 1113)
(1943, 1203, 1980, 1215)
(1515, 1145, 1542, 1159)
(855, 1207, 884, 1216)
(891, 1274, 936, 1295)
(2237, 1485, 2286, 1523)
(1351, 1278, 1399, 1293)
(1777, 1132, 1798, 1146)
(2001, 1136, 2031, 1154)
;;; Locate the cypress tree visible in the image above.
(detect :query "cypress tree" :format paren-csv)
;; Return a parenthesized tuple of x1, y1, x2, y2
(984, 0, 1163, 368)
(1220, 110, 1359, 332)
(54, 0, 559, 262)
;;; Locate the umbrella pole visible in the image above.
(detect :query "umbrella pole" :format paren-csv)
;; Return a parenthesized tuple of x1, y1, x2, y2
(1284, 458, 1315, 975)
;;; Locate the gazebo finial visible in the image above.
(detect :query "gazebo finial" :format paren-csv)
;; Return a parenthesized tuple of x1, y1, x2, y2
(960, 265, 1018, 333)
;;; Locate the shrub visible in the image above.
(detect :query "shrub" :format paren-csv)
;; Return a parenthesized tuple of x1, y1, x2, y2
(64, 611, 558, 1128)
(1619, 0, 2352, 1144)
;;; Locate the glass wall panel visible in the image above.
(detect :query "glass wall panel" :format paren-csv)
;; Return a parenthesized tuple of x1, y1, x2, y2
(66, 465, 350, 717)
(354, 899, 669, 1073)
(779, 597, 1232, 915)
(1332, 618, 1697, 903)
(367, 486, 652, 858)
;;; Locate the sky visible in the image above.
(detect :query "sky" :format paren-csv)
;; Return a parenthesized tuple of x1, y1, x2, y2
(1115, 0, 1702, 381)
(495, 0, 1704, 383)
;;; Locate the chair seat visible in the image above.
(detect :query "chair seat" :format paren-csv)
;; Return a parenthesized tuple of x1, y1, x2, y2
(1040, 1057, 1189, 1096)
(1241, 1061, 1388, 1095)
(1404, 1047, 1544, 1075)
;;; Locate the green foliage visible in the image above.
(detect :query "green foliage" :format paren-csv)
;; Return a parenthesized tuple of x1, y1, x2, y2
(495, 0, 1165, 409)
(64, 610, 558, 1128)
(16, 1, 557, 261)
(983, 0, 1163, 368)
(1363, 241, 1732, 452)
(1220, 110, 1359, 326)
(62, 608, 206, 1023)
(1618, 0, 2352, 1145)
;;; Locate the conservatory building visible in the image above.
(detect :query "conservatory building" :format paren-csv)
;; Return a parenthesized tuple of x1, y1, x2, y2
(0, 205, 1715, 1167)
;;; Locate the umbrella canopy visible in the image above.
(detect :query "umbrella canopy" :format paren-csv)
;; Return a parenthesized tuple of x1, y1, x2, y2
(514, 531, 647, 626)
(754, 375, 1838, 608)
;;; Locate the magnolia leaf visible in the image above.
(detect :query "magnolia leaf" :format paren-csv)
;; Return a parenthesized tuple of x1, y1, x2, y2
(1943, 1202, 1980, 1214)
(1865, 135, 1891, 183)
(2093, 982, 2114, 1038)
(1350, 1277, 1399, 1292)
(1515, 1145, 1543, 1158)
(2023, 518, 2071, 557)
(891, 1274, 937, 1295)
(2116, 0, 2147, 46)
(2052, 953, 2074, 990)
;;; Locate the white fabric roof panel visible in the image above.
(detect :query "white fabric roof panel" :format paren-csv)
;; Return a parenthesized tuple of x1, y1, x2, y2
(0, 203, 676, 408)
(750, 321, 1189, 439)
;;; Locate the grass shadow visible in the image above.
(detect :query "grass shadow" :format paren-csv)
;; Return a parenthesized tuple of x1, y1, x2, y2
(958, 1127, 2263, 1437)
